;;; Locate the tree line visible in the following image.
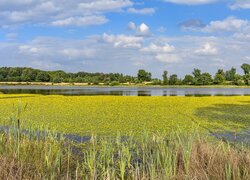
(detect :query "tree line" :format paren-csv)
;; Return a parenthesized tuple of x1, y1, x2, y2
(0, 63, 249, 86)
(0, 67, 135, 85)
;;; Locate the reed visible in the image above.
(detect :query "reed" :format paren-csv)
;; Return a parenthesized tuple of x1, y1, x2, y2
(0, 126, 249, 179)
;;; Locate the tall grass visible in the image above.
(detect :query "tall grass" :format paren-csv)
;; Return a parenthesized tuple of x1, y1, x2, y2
(0, 126, 249, 179)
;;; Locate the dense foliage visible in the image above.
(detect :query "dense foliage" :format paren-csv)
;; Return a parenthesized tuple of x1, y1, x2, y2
(0, 63, 249, 85)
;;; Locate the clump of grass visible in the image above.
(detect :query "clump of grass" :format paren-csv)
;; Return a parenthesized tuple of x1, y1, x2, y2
(0, 127, 249, 179)
(77, 131, 250, 180)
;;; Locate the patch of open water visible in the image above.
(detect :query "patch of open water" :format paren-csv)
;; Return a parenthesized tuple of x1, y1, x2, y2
(1, 86, 250, 96)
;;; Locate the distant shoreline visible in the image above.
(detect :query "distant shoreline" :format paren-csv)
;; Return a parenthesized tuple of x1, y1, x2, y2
(0, 82, 249, 88)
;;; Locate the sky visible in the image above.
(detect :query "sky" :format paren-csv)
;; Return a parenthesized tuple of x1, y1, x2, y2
(0, 0, 250, 78)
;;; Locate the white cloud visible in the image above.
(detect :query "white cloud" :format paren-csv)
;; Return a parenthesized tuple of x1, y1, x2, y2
(140, 43, 179, 64)
(127, 8, 155, 15)
(0, 0, 33, 5)
(61, 48, 96, 58)
(230, 0, 250, 10)
(128, 22, 151, 36)
(163, 0, 218, 5)
(141, 43, 175, 53)
(234, 32, 250, 40)
(204, 16, 249, 32)
(1, 30, 250, 77)
(78, 0, 133, 12)
(138, 23, 149, 34)
(195, 43, 218, 55)
(155, 54, 181, 63)
(103, 33, 144, 48)
(51, 16, 108, 27)
(19, 45, 42, 54)
(0, 0, 133, 27)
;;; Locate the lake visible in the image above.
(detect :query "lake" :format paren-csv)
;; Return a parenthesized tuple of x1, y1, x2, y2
(0, 85, 250, 96)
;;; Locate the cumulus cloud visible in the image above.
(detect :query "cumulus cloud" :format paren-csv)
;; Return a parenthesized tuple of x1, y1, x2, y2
(51, 16, 108, 27)
(230, 0, 250, 10)
(203, 16, 249, 32)
(19, 45, 43, 54)
(140, 43, 180, 63)
(0, 0, 33, 5)
(195, 43, 218, 55)
(61, 48, 96, 58)
(182, 17, 250, 36)
(141, 43, 175, 53)
(102, 33, 144, 48)
(128, 22, 150, 36)
(137, 23, 150, 36)
(234, 32, 250, 40)
(127, 8, 155, 15)
(2, 0, 250, 78)
(0, 0, 133, 27)
(1, 33, 250, 77)
(155, 54, 181, 63)
(163, 0, 219, 5)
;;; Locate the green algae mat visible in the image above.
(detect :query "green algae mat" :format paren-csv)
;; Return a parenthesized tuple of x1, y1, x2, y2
(0, 94, 249, 135)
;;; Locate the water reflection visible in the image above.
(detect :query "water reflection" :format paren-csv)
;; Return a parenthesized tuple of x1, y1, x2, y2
(0, 86, 250, 96)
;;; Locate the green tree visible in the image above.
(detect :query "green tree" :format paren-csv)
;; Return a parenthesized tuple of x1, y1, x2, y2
(137, 69, 152, 82)
(214, 69, 225, 85)
(192, 69, 202, 85)
(162, 71, 168, 85)
(216, 69, 225, 77)
(233, 74, 244, 85)
(182, 75, 194, 85)
(0, 68, 8, 80)
(214, 74, 225, 84)
(52, 76, 62, 83)
(169, 74, 178, 85)
(200, 73, 213, 85)
(243, 74, 250, 85)
(241, 63, 250, 75)
(192, 69, 201, 78)
(21, 69, 37, 82)
(36, 72, 50, 82)
(225, 67, 236, 81)
(0, 75, 4, 81)
(152, 78, 162, 85)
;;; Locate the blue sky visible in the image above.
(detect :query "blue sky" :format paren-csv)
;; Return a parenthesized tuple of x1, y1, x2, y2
(0, 0, 250, 77)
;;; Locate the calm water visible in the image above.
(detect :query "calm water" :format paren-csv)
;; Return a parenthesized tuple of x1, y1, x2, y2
(0, 85, 250, 96)
(1, 125, 249, 145)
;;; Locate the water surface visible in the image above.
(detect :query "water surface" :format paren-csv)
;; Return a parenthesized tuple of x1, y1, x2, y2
(0, 85, 250, 96)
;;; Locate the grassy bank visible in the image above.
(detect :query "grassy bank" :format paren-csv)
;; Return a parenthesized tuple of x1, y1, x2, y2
(0, 125, 249, 179)
(0, 95, 249, 135)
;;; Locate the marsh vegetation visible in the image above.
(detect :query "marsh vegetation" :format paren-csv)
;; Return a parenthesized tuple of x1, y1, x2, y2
(0, 94, 249, 179)
(1, 124, 250, 179)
